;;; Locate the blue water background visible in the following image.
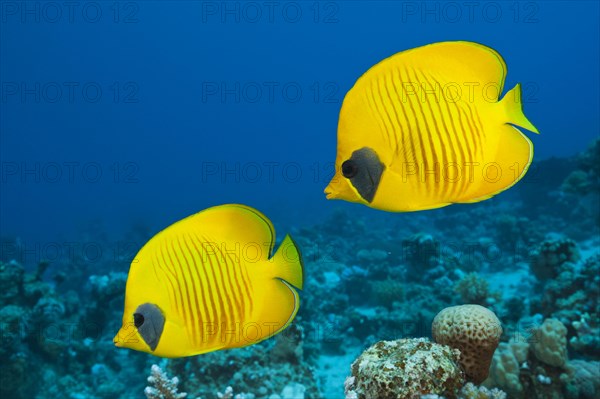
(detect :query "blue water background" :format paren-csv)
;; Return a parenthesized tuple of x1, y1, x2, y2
(1, 1, 598, 252)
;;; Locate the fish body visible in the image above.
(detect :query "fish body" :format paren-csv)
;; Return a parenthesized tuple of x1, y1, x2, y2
(114, 204, 303, 358)
(325, 41, 540, 212)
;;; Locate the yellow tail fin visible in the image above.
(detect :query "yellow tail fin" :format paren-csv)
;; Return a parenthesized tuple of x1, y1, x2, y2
(270, 235, 303, 289)
(501, 83, 540, 134)
(248, 235, 302, 342)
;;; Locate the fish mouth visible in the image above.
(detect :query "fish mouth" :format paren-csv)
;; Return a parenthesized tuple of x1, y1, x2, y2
(113, 333, 123, 347)
(324, 185, 337, 200)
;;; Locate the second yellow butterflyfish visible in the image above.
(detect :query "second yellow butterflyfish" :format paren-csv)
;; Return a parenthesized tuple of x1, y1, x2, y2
(114, 204, 303, 358)
(325, 41, 540, 212)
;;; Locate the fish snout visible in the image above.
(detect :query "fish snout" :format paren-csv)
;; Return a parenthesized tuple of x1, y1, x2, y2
(113, 323, 135, 348)
(113, 332, 122, 347)
(324, 184, 337, 199)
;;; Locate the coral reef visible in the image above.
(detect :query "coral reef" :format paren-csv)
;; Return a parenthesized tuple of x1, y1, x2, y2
(402, 233, 442, 279)
(485, 340, 528, 397)
(0, 259, 24, 303)
(167, 327, 317, 399)
(145, 364, 188, 399)
(458, 383, 507, 399)
(345, 338, 465, 399)
(531, 318, 568, 368)
(0, 260, 55, 399)
(485, 316, 598, 399)
(530, 236, 580, 281)
(570, 313, 600, 358)
(2, 138, 599, 398)
(562, 137, 599, 197)
(432, 305, 502, 384)
(533, 246, 599, 357)
(453, 273, 501, 306)
(370, 278, 405, 309)
(563, 360, 600, 399)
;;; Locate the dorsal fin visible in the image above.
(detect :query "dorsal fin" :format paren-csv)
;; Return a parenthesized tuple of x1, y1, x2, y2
(358, 41, 507, 102)
(142, 204, 275, 262)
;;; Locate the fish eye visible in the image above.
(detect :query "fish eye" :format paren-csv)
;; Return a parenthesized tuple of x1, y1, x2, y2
(342, 160, 358, 178)
(132, 303, 164, 351)
(133, 313, 145, 328)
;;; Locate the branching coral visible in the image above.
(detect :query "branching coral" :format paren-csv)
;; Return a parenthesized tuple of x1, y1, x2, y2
(570, 313, 600, 358)
(145, 364, 188, 399)
(542, 255, 598, 317)
(530, 236, 580, 281)
(217, 386, 232, 398)
(453, 273, 501, 306)
(458, 383, 507, 399)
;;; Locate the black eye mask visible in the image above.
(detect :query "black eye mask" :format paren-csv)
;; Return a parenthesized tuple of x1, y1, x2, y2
(341, 147, 385, 203)
(133, 303, 165, 351)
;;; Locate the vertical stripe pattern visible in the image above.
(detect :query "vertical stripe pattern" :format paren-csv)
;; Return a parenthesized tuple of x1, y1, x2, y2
(363, 66, 488, 202)
(153, 232, 257, 349)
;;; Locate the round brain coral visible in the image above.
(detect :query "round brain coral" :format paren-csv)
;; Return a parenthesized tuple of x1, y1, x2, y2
(345, 338, 465, 399)
(432, 304, 502, 384)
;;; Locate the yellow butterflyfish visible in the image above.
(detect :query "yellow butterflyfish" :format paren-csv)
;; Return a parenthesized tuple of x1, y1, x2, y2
(325, 41, 540, 212)
(113, 204, 303, 358)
